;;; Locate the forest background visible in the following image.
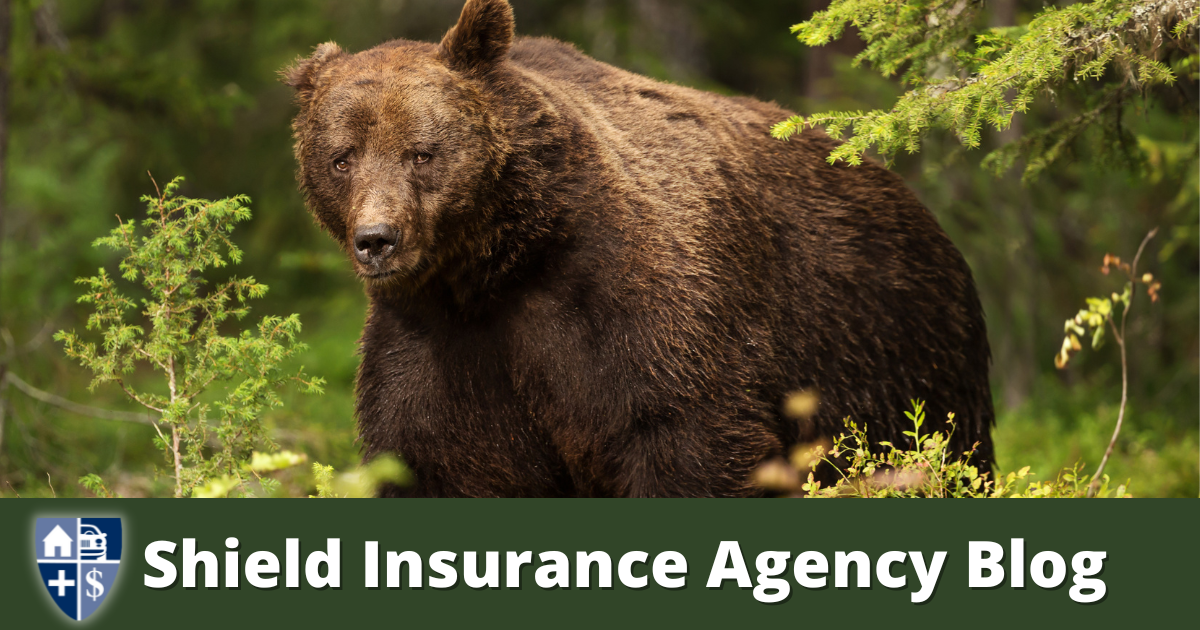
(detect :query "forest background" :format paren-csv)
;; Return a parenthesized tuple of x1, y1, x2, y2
(0, 0, 1195, 497)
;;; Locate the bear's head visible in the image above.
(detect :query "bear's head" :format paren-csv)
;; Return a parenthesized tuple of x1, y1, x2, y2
(283, 0, 515, 291)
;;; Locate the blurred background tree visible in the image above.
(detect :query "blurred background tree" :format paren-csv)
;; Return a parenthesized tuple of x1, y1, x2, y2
(0, 0, 1194, 497)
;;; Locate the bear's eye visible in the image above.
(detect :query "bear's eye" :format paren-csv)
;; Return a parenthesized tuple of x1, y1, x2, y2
(414, 153, 432, 165)
(333, 159, 350, 173)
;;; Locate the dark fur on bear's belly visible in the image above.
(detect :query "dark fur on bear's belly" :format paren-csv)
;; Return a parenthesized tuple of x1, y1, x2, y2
(285, 0, 995, 497)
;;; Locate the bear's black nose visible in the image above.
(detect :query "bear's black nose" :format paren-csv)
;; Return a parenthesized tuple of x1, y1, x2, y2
(353, 223, 399, 264)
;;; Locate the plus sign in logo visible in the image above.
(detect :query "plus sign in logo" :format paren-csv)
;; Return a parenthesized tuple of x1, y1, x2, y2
(35, 518, 122, 621)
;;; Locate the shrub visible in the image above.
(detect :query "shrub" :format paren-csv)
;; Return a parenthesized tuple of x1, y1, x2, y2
(755, 400, 1129, 498)
(56, 177, 324, 497)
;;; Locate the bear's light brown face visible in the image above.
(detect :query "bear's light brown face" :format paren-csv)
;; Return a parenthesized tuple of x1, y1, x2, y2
(286, 40, 505, 290)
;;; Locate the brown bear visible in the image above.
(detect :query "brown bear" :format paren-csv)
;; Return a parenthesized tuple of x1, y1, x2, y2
(283, 0, 994, 497)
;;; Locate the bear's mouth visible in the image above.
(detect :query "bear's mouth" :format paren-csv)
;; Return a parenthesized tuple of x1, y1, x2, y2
(356, 249, 425, 288)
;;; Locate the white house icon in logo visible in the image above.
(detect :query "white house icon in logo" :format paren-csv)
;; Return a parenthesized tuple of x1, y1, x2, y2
(43, 525, 72, 558)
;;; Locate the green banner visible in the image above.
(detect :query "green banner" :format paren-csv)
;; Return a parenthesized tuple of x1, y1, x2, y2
(3, 500, 1196, 628)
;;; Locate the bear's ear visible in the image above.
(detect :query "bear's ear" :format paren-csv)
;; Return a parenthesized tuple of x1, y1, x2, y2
(437, 0, 514, 75)
(282, 42, 345, 101)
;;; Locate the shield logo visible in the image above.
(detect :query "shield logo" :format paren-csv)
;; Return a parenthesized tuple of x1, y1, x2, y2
(35, 518, 122, 621)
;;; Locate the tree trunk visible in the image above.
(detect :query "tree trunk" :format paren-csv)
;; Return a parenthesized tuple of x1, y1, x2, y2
(0, 0, 10, 314)
(803, 0, 864, 103)
(989, 0, 1039, 410)
(630, 0, 707, 81)
(0, 0, 10, 462)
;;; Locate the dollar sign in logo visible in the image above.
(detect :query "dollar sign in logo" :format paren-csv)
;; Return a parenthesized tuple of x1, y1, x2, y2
(85, 568, 105, 602)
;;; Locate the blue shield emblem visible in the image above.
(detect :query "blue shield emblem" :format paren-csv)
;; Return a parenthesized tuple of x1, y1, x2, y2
(35, 518, 122, 621)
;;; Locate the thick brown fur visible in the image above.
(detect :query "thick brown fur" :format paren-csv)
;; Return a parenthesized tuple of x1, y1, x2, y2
(283, 0, 995, 497)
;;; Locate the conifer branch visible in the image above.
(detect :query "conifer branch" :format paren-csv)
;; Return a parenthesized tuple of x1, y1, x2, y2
(775, 0, 1197, 178)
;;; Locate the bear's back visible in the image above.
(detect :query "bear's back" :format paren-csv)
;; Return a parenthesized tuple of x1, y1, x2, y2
(505, 36, 994, 469)
(507, 37, 791, 177)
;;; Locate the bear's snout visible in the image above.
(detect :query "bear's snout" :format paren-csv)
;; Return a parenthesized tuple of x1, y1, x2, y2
(353, 223, 400, 266)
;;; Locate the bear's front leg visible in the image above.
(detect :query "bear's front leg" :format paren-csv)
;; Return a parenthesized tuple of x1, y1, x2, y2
(562, 407, 783, 498)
